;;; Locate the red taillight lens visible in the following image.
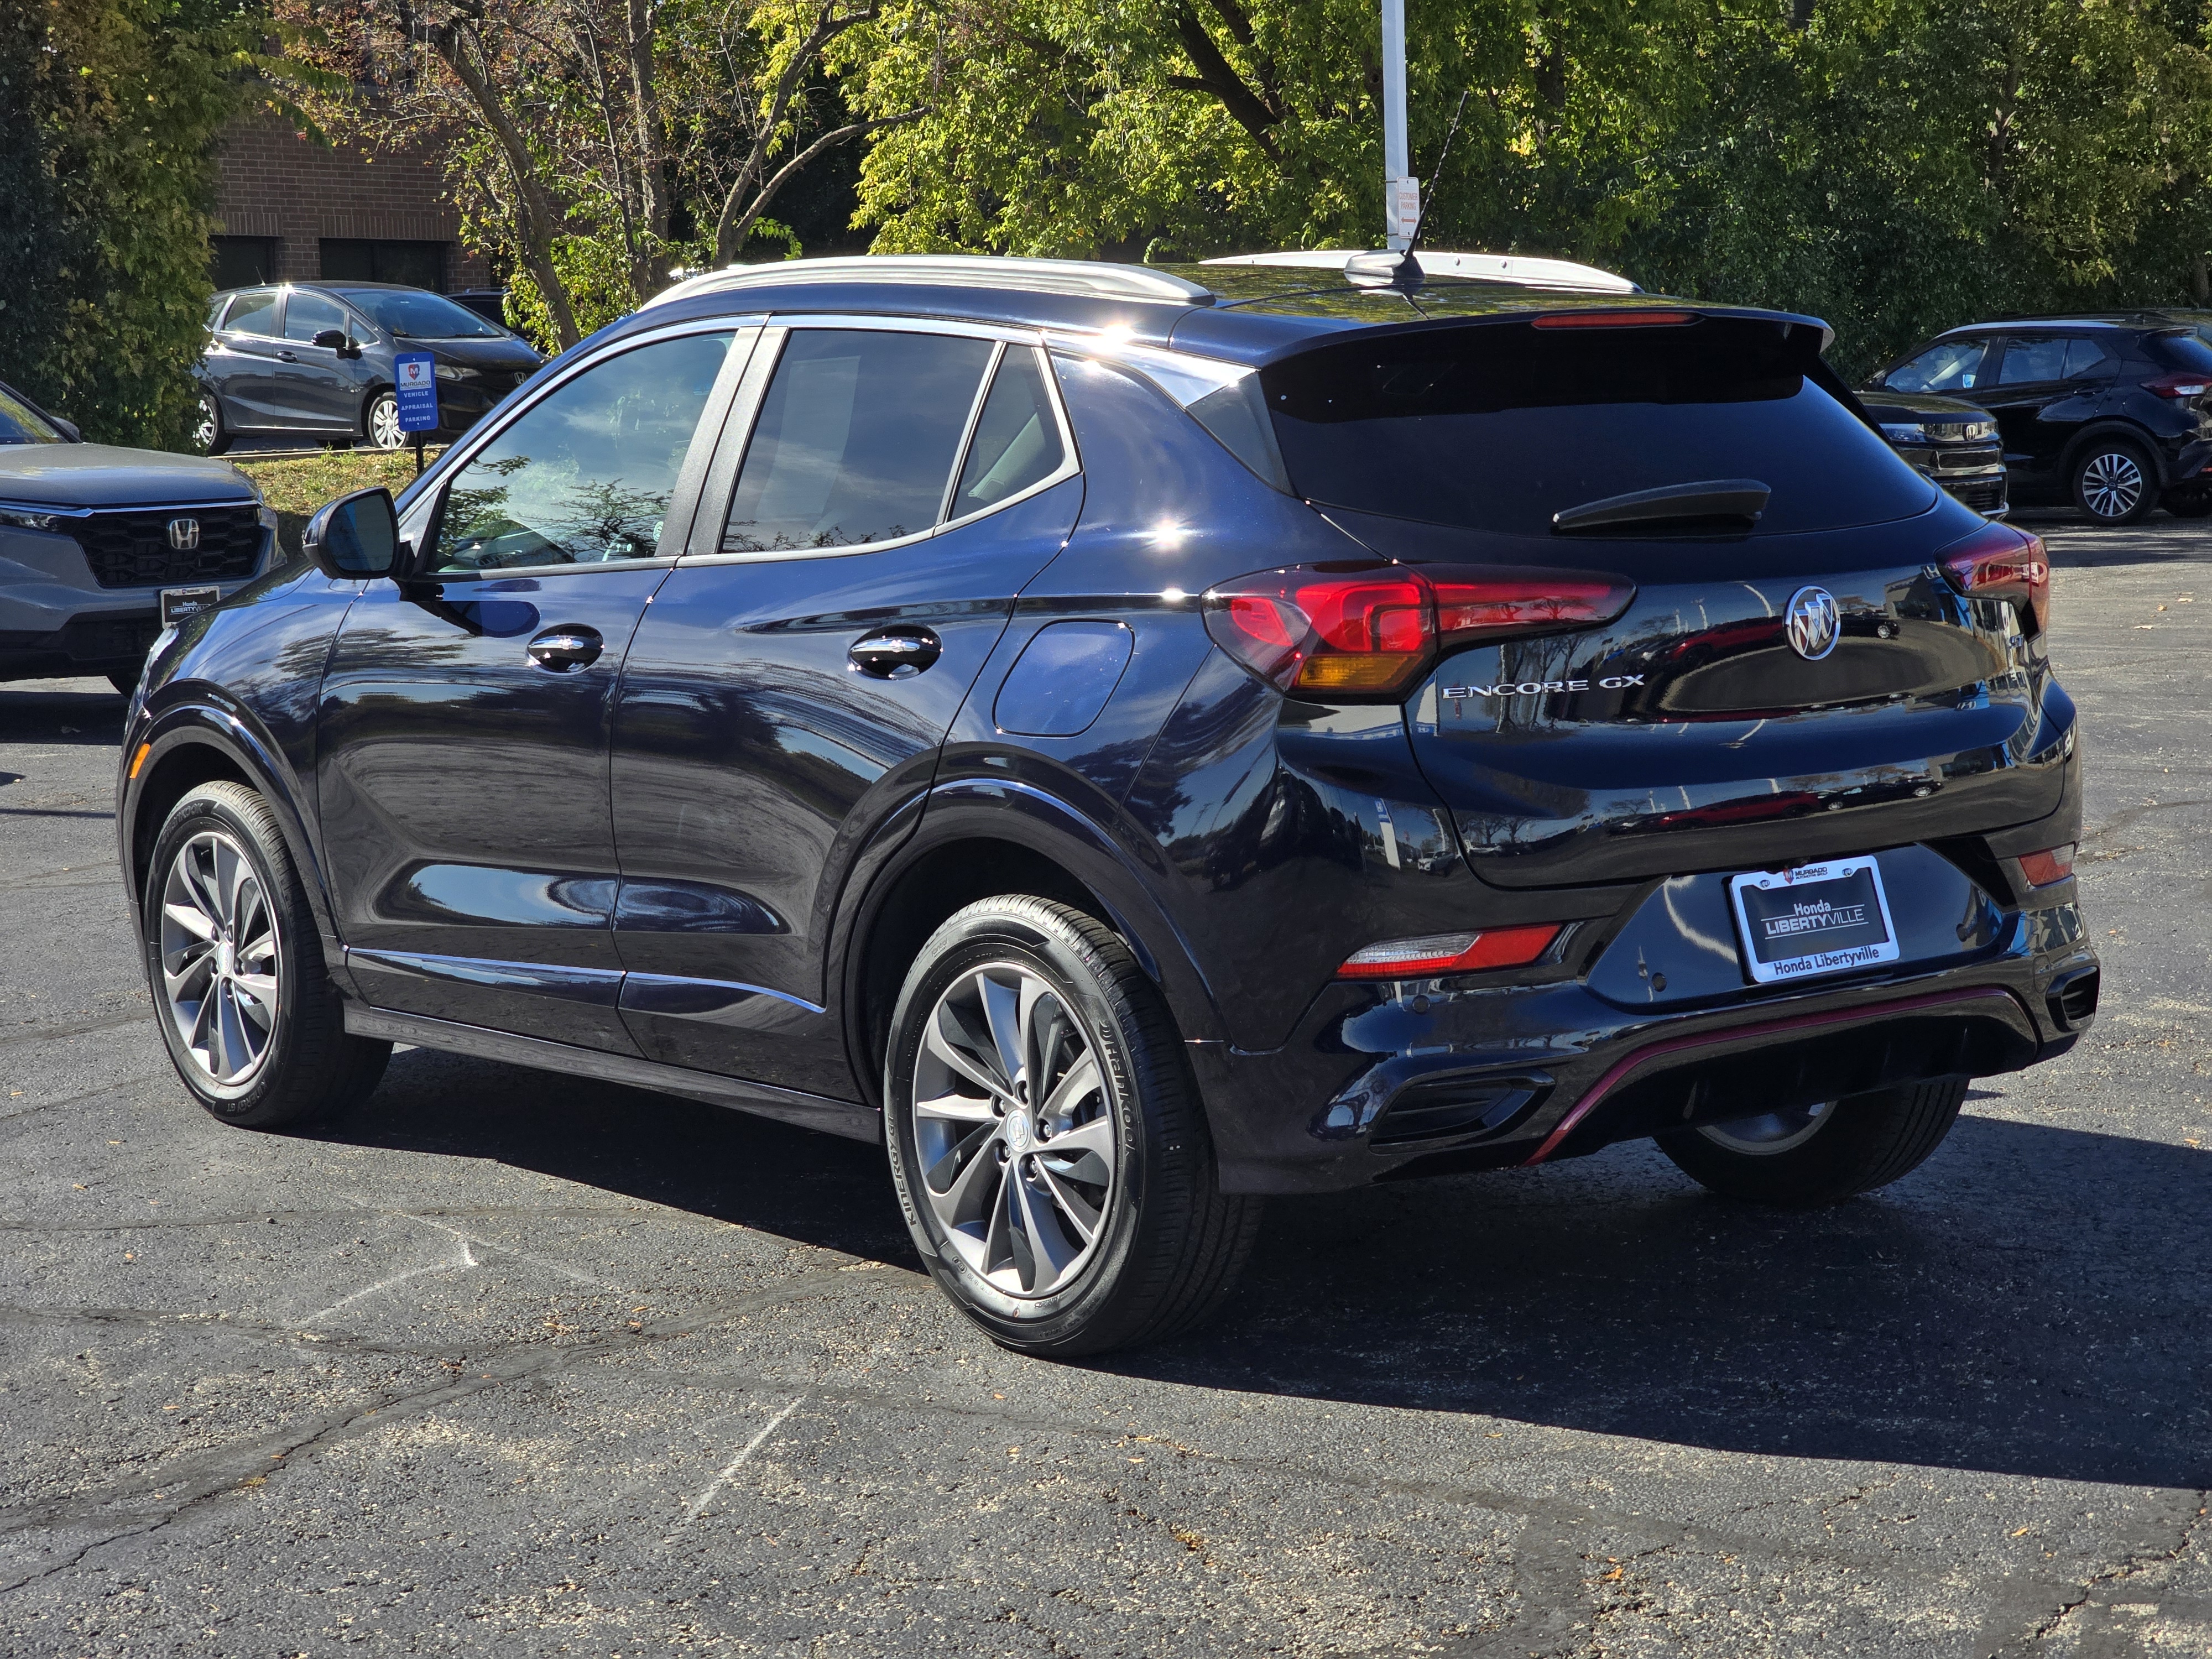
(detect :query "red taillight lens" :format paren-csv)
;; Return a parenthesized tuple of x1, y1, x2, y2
(1939, 521, 2050, 634)
(1338, 924, 1563, 979)
(2141, 373, 2209, 400)
(1204, 562, 1634, 701)
(2018, 844, 2075, 887)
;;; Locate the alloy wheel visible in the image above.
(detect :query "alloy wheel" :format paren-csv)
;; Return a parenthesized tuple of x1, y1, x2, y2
(194, 395, 220, 452)
(909, 963, 1117, 1299)
(367, 394, 405, 450)
(158, 830, 281, 1088)
(2080, 450, 2144, 520)
(1697, 1100, 1833, 1156)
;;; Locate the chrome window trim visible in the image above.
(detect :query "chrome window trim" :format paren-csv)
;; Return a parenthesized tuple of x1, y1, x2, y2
(399, 315, 764, 583)
(678, 320, 1081, 568)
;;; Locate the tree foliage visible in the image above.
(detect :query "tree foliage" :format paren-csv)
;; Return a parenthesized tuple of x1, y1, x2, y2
(0, 1, 254, 447)
(848, 1, 2212, 372)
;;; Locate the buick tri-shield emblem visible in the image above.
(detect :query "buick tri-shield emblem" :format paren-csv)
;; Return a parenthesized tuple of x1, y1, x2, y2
(166, 517, 200, 552)
(1784, 585, 1840, 660)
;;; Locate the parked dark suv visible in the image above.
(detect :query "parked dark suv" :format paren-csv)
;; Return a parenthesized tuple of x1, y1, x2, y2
(196, 282, 544, 454)
(119, 255, 2095, 1355)
(1869, 317, 2212, 524)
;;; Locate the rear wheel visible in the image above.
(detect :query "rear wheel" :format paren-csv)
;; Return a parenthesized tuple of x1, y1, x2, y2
(194, 393, 231, 457)
(2070, 440, 2157, 525)
(883, 897, 1261, 1357)
(145, 781, 389, 1128)
(364, 390, 405, 451)
(1656, 1076, 1968, 1208)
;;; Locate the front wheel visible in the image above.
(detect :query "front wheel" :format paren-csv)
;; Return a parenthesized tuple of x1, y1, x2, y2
(194, 392, 231, 457)
(883, 898, 1261, 1357)
(145, 781, 390, 1128)
(2071, 440, 2157, 525)
(1656, 1076, 1968, 1208)
(363, 390, 405, 451)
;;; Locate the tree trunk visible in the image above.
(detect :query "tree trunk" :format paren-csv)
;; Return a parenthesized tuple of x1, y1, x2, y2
(627, 0, 670, 295)
(2195, 251, 2209, 306)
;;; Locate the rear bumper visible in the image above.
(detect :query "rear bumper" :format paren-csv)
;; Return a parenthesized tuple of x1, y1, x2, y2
(1192, 866, 2094, 1195)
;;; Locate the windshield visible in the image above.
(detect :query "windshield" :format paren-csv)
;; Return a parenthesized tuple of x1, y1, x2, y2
(1263, 317, 1934, 537)
(0, 383, 65, 444)
(333, 288, 505, 340)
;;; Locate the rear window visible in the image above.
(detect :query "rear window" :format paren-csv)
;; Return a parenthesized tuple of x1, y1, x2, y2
(1263, 317, 1934, 537)
(2145, 330, 2212, 374)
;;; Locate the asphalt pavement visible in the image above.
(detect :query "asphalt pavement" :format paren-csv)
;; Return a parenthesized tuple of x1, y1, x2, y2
(1, 511, 2206, 1657)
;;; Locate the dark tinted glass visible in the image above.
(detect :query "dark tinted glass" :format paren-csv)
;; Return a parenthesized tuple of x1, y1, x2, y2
(1265, 319, 1933, 537)
(335, 288, 503, 340)
(224, 290, 281, 337)
(952, 346, 1063, 515)
(1996, 336, 2068, 384)
(284, 291, 349, 343)
(2146, 330, 2212, 373)
(1887, 338, 1986, 394)
(430, 331, 734, 573)
(724, 330, 992, 551)
(0, 384, 64, 444)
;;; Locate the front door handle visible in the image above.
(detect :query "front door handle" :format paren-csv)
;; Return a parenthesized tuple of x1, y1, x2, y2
(849, 626, 942, 679)
(527, 625, 604, 672)
(277, 350, 299, 362)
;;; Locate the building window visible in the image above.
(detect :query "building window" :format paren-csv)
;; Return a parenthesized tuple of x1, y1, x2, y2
(211, 237, 278, 290)
(320, 238, 448, 293)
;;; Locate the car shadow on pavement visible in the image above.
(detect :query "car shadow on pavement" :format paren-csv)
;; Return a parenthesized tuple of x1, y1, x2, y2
(0, 682, 131, 747)
(329, 1050, 2208, 1489)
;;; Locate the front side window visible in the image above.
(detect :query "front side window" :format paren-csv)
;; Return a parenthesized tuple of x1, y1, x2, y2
(427, 331, 735, 574)
(284, 291, 350, 344)
(223, 290, 281, 338)
(723, 329, 993, 552)
(1887, 338, 1987, 394)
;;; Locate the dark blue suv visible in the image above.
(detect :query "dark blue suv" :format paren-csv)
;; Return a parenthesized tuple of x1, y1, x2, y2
(117, 255, 2096, 1355)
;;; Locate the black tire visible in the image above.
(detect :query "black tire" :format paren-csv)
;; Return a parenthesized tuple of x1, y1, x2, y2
(143, 781, 390, 1128)
(1656, 1076, 1968, 1208)
(108, 672, 139, 698)
(195, 392, 231, 457)
(883, 896, 1262, 1358)
(2165, 492, 2212, 519)
(2070, 439, 2158, 526)
(363, 389, 405, 451)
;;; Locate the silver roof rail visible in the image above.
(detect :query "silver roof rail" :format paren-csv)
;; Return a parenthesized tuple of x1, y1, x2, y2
(644, 254, 1215, 311)
(1204, 248, 1639, 295)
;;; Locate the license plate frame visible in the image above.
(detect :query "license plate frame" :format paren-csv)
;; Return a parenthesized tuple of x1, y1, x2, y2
(1728, 857, 1900, 985)
(158, 585, 221, 627)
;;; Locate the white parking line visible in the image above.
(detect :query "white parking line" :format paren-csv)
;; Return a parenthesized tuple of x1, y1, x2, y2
(673, 1395, 807, 1531)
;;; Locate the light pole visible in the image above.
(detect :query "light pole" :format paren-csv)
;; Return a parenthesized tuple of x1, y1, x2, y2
(1381, 0, 1415, 251)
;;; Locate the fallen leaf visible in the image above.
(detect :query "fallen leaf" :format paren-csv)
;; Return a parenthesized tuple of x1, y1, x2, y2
(2012, 1526, 2032, 1536)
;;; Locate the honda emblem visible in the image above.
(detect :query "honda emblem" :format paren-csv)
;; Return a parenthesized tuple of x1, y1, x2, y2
(166, 517, 201, 552)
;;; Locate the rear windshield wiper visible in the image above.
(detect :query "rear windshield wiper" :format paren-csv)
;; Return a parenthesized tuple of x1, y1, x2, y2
(1552, 479, 1769, 535)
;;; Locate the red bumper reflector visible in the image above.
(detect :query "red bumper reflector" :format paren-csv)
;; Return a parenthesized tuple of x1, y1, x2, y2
(2018, 844, 2075, 887)
(1338, 923, 1563, 979)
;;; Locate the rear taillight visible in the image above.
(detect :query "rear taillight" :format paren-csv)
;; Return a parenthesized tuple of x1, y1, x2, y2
(1338, 924, 1563, 979)
(2018, 844, 2075, 887)
(1203, 563, 1634, 701)
(1939, 521, 2050, 634)
(1529, 311, 1695, 329)
(2141, 373, 2209, 400)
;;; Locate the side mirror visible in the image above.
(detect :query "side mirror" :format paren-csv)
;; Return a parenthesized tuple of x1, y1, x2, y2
(303, 487, 401, 580)
(311, 328, 349, 350)
(50, 416, 80, 442)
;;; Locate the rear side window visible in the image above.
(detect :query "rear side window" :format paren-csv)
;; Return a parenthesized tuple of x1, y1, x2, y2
(223, 290, 280, 337)
(2146, 330, 2212, 374)
(724, 330, 993, 551)
(1264, 317, 1933, 538)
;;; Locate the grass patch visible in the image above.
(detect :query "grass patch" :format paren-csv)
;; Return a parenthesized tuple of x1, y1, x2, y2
(232, 447, 445, 556)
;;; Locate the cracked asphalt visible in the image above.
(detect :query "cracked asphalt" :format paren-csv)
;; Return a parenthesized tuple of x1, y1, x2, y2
(2, 510, 2208, 1657)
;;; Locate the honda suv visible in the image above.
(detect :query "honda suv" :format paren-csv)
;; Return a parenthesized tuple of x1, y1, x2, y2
(1869, 316, 2212, 524)
(117, 255, 2095, 1355)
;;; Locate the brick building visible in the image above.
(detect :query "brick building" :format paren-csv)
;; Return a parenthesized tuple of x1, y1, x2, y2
(211, 119, 494, 295)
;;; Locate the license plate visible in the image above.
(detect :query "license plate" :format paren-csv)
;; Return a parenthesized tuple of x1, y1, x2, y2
(1728, 857, 1900, 985)
(159, 585, 220, 626)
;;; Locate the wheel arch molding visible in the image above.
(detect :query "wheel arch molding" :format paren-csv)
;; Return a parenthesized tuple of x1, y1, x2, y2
(835, 775, 1228, 1110)
(120, 703, 346, 978)
(2058, 419, 2169, 485)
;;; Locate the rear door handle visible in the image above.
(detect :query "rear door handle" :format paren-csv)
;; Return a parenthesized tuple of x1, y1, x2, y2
(849, 627, 942, 679)
(527, 625, 604, 672)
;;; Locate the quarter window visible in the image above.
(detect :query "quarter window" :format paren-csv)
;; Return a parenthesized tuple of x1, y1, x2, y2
(951, 347, 1065, 517)
(427, 330, 735, 574)
(723, 329, 993, 552)
(223, 290, 281, 338)
(1887, 338, 1986, 394)
(2062, 337, 2115, 379)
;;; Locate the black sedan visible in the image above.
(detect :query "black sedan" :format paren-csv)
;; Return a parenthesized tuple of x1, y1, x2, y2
(1857, 388, 2007, 516)
(195, 283, 543, 455)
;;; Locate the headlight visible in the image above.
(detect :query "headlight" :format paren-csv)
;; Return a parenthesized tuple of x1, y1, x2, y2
(434, 363, 478, 382)
(0, 504, 61, 531)
(1880, 422, 1928, 444)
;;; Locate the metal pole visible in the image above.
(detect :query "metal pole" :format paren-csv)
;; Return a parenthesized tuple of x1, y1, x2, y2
(1381, 0, 1411, 251)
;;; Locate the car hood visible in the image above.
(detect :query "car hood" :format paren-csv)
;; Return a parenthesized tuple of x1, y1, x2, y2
(1859, 390, 1993, 423)
(422, 338, 544, 372)
(0, 443, 259, 508)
